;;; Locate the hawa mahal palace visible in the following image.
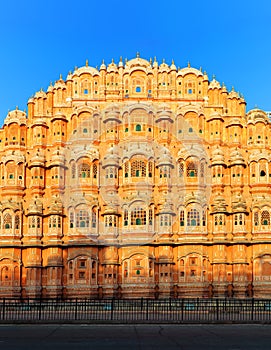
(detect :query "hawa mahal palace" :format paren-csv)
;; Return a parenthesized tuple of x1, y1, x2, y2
(0, 54, 270, 299)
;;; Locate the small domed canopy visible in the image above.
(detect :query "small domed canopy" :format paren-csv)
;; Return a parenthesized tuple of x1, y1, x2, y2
(4, 108, 27, 126)
(247, 108, 269, 124)
(211, 147, 225, 165)
(229, 148, 245, 166)
(208, 78, 221, 90)
(177, 66, 203, 77)
(73, 65, 100, 77)
(211, 194, 228, 213)
(125, 56, 151, 70)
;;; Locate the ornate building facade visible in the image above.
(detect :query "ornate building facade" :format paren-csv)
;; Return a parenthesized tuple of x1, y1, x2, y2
(0, 55, 270, 299)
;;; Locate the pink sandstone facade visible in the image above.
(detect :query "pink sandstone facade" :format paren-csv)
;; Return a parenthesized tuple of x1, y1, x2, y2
(0, 55, 270, 299)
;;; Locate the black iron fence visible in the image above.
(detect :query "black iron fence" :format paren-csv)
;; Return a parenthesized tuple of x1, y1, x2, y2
(1, 298, 271, 323)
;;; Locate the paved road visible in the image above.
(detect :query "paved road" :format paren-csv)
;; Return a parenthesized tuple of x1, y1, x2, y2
(0, 324, 270, 349)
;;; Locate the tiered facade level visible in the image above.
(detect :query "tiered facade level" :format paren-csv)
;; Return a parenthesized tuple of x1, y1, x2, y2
(0, 55, 271, 299)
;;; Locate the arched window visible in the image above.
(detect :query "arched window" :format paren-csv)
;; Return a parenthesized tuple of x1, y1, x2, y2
(131, 208, 146, 225)
(187, 209, 200, 226)
(135, 124, 141, 131)
(261, 210, 270, 225)
(79, 163, 90, 178)
(187, 161, 198, 177)
(3, 213, 12, 229)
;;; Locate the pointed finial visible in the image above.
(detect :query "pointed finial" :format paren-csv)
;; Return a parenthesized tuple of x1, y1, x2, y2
(59, 74, 62, 80)
(171, 59, 175, 65)
(232, 86, 235, 92)
(86, 59, 89, 67)
(102, 59, 105, 64)
(212, 74, 216, 80)
(136, 52, 140, 58)
(125, 57, 128, 63)
(154, 56, 157, 62)
(199, 66, 202, 72)
(222, 82, 225, 87)
(178, 66, 180, 71)
(50, 81, 53, 86)
(162, 58, 165, 64)
(149, 57, 153, 64)
(204, 70, 207, 75)
(74, 66, 78, 70)
(16, 106, 18, 110)
(119, 56, 122, 62)
(111, 58, 114, 64)
(187, 61, 190, 68)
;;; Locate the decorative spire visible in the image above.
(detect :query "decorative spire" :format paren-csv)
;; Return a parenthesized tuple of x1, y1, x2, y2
(187, 61, 190, 68)
(162, 58, 165, 63)
(86, 59, 89, 67)
(199, 66, 202, 72)
(119, 56, 122, 62)
(111, 58, 114, 64)
(154, 56, 157, 62)
(149, 57, 153, 64)
(172, 59, 175, 65)
(136, 51, 140, 58)
(125, 58, 128, 63)
(59, 74, 62, 80)
(212, 74, 216, 80)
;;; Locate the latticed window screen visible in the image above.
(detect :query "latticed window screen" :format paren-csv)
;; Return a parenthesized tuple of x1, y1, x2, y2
(149, 209, 153, 225)
(234, 214, 245, 225)
(124, 210, 128, 226)
(93, 163, 97, 178)
(92, 210, 96, 228)
(254, 212, 259, 226)
(79, 163, 90, 178)
(29, 216, 35, 228)
(160, 214, 171, 226)
(200, 162, 205, 177)
(71, 163, 76, 178)
(15, 215, 20, 229)
(148, 162, 153, 177)
(187, 209, 200, 226)
(70, 212, 74, 228)
(124, 162, 129, 177)
(179, 162, 184, 177)
(180, 210, 185, 226)
(202, 210, 206, 226)
(131, 160, 146, 177)
(261, 210, 270, 225)
(187, 161, 198, 177)
(76, 210, 90, 228)
(159, 166, 170, 178)
(4, 213, 12, 229)
(105, 215, 117, 227)
(131, 208, 146, 225)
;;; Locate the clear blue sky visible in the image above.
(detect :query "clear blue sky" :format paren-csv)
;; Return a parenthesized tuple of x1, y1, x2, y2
(0, 0, 270, 124)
